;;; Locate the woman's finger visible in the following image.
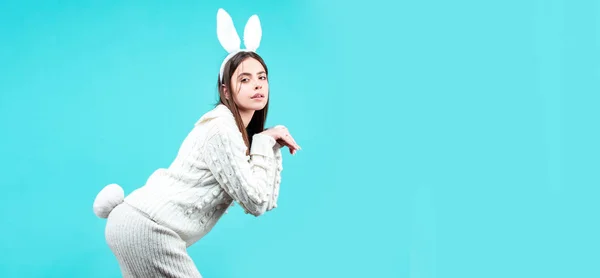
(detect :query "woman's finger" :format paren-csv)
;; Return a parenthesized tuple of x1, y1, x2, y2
(284, 132, 301, 150)
(276, 139, 295, 154)
(278, 132, 297, 151)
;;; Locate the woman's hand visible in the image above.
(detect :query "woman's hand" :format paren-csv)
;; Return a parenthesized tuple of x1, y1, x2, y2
(261, 125, 301, 155)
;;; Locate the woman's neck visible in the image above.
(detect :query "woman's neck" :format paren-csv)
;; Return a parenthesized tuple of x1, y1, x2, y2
(238, 109, 254, 128)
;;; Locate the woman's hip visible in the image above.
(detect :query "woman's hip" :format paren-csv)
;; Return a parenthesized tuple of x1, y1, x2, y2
(105, 203, 183, 249)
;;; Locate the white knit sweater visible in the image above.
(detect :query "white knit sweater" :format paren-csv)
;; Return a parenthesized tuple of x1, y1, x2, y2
(122, 104, 283, 246)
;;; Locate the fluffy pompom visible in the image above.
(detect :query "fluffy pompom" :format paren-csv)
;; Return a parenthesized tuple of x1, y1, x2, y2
(93, 183, 125, 218)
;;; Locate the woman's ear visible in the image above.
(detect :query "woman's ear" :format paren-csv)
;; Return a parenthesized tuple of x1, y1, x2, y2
(222, 84, 230, 99)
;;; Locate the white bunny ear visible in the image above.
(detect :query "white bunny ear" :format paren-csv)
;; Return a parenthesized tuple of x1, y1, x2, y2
(243, 14, 262, 51)
(216, 8, 241, 53)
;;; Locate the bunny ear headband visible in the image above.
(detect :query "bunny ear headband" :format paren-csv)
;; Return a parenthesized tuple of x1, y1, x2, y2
(217, 8, 262, 84)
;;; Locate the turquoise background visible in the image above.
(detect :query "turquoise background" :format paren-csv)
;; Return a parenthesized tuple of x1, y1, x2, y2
(1, 0, 598, 277)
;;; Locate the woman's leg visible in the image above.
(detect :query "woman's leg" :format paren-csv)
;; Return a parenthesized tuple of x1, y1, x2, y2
(105, 203, 202, 278)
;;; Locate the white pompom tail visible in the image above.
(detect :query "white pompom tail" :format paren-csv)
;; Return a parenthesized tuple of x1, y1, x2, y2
(93, 183, 125, 218)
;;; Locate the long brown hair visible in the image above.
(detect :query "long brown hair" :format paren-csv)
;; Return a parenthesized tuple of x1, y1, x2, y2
(216, 51, 270, 153)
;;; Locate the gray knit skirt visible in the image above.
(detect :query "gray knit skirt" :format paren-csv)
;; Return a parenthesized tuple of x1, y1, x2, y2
(105, 202, 202, 278)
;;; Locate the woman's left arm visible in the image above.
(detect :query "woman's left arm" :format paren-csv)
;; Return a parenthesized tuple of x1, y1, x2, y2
(266, 143, 283, 211)
(261, 124, 299, 211)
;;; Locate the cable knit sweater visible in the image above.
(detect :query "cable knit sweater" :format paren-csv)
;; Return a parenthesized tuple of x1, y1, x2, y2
(123, 104, 283, 247)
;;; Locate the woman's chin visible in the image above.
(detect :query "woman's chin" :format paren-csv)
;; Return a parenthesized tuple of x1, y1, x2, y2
(243, 101, 267, 111)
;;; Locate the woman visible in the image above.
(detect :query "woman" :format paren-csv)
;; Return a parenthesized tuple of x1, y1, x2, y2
(92, 9, 299, 277)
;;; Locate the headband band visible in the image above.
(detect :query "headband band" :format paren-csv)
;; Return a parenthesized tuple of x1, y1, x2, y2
(216, 8, 262, 84)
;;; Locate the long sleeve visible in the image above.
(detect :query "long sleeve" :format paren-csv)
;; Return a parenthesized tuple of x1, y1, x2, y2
(266, 143, 283, 211)
(204, 124, 278, 216)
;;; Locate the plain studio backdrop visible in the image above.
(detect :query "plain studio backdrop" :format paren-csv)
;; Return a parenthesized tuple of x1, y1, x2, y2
(0, 0, 598, 277)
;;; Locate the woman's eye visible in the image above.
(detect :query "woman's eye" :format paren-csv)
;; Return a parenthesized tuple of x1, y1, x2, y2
(259, 76, 267, 80)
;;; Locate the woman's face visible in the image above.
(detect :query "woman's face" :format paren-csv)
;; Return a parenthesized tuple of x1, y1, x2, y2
(228, 57, 269, 112)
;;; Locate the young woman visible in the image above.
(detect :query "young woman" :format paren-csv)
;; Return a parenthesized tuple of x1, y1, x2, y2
(92, 9, 299, 277)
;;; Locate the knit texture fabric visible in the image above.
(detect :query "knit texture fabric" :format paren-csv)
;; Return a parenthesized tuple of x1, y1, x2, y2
(106, 203, 203, 278)
(122, 104, 283, 246)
